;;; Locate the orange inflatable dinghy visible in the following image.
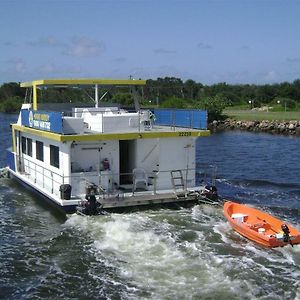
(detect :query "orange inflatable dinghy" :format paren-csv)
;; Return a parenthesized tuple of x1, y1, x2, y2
(223, 201, 300, 248)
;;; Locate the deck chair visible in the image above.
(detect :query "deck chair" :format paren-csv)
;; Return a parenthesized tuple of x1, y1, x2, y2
(133, 168, 148, 191)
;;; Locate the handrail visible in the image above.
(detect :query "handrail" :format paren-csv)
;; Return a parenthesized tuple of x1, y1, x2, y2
(18, 155, 217, 199)
(20, 157, 216, 197)
(20, 156, 65, 197)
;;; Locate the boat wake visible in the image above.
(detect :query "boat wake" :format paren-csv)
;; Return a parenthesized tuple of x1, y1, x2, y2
(65, 205, 300, 299)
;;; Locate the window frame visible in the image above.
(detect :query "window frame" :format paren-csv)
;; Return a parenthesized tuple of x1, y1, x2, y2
(27, 138, 32, 157)
(21, 137, 26, 154)
(50, 145, 60, 168)
(36, 140, 44, 162)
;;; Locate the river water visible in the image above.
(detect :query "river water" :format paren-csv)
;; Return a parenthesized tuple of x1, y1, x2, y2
(0, 112, 300, 300)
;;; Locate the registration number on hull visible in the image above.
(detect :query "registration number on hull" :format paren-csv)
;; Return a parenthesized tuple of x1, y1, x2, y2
(178, 132, 192, 137)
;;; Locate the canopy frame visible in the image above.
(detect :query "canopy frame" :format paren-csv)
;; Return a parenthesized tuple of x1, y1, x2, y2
(20, 79, 146, 110)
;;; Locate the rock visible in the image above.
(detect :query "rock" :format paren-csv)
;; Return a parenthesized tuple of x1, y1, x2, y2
(208, 119, 300, 137)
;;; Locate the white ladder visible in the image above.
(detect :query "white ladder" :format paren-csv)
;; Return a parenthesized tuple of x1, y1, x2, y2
(170, 170, 186, 197)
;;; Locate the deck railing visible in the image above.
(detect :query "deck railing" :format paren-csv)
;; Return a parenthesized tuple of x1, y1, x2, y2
(18, 155, 65, 198)
(16, 156, 216, 200)
(66, 108, 208, 133)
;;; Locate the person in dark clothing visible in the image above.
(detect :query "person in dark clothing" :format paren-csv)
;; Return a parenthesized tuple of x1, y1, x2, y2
(84, 191, 98, 215)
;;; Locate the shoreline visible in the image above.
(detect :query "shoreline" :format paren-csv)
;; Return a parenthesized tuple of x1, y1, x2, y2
(209, 119, 300, 136)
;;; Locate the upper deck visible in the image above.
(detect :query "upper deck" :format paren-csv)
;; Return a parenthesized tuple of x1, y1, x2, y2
(15, 78, 209, 142)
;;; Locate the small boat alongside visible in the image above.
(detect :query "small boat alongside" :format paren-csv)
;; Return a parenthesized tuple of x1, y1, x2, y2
(223, 201, 300, 248)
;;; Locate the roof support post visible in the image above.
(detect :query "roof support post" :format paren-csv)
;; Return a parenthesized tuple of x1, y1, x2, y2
(33, 84, 38, 110)
(95, 84, 99, 108)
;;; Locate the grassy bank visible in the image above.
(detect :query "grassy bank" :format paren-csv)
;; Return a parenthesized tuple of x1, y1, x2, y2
(224, 109, 300, 121)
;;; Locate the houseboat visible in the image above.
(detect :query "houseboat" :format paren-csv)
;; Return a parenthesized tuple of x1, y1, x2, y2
(6, 79, 214, 215)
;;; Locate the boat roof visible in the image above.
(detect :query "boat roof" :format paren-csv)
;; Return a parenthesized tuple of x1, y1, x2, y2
(20, 78, 146, 110)
(20, 78, 146, 88)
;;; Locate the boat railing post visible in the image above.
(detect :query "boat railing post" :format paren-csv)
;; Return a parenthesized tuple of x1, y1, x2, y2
(43, 166, 45, 188)
(152, 171, 158, 195)
(138, 111, 141, 132)
(34, 162, 37, 183)
(95, 84, 99, 108)
(102, 111, 104, 133)
(51, 171, 53, 194)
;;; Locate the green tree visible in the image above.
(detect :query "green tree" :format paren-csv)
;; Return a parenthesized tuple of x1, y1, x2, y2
(160, 97, 186, 109)
(0, 96, 22, 113)
(111, 93, 133, 106)
(183, 79, 202, 100)
(197, 94, 228, 122)
(274, 97, 297, 110)
(0, 82, 24, 100)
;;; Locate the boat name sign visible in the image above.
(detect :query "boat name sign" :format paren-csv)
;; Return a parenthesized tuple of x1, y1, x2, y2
(21, 109, 63, 133)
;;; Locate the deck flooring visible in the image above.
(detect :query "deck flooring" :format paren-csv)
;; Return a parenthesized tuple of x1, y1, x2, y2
(98, 191, 199, 208)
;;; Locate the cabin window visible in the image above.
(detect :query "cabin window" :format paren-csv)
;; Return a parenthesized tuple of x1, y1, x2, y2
(27, 138, 32, 157)
(21, 137, 32, 156)
(36, 141, 44, 161)
(50, 145, 59, 168)
(21, 137, 26, 154)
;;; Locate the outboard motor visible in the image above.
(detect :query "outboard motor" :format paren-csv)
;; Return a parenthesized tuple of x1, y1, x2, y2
(281, 223, 292, 244)
(201, 185, 219, 202)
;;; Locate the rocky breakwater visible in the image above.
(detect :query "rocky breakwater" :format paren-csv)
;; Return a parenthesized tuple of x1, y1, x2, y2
(209, 119, 300, 136)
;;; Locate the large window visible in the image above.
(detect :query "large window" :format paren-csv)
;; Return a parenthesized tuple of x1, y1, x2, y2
(36, 141, 44, 161)
(50, 145, 59, 168)
(21, 137, 26, 154)
(27, 138, 32, 157)
(21, 137, 32, 157)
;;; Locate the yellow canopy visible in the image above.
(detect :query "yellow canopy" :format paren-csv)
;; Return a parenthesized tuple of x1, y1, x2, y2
(20, 78, 146, 110)
(20, 78, 146, 88)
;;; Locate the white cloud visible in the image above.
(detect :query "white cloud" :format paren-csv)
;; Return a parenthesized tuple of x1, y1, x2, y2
(6, 58, 27, 73)
(263, 71, 278, 82)
(154, 65, 191, 80)
(28, 36, 63, 47)
(63, 37, 105, 57)
(28, 36, 106, 58)
(36, 62, 83, 75)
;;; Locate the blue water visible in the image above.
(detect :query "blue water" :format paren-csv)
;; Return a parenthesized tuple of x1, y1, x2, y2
(0, 112, 300, 299)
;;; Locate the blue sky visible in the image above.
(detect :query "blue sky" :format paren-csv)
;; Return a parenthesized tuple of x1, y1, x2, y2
(1, 0, 299, 84)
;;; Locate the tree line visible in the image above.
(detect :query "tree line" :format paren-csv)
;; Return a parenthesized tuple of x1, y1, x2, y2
(1, 78, 300, 120)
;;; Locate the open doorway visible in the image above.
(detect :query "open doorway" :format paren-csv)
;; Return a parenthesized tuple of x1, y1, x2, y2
(119, 140, 135, 184)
